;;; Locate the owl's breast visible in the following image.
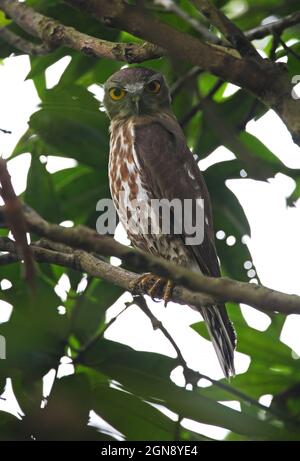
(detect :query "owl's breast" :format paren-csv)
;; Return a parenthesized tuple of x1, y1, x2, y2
(108, 119, 193, 266)
(109, 120, 153, 242)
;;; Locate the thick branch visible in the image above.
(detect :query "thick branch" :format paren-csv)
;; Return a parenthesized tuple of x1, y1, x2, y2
(1, 205, 300, 316)
(0, 236, 215, 311)
(0, 0, 164, 63)
(65, 0, 300, 146)
(1, 2, 300, 143)
(1, 0, 300, 142)
(66, 0, 267, 90)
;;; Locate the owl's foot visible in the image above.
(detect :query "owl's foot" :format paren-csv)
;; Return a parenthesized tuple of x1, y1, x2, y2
(132, 273, 174, 307)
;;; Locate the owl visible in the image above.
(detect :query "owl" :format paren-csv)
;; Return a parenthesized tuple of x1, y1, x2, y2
(103, 67, 236, 377)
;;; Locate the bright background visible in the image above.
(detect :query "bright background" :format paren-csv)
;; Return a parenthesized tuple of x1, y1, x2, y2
(0, 55, 300, 439)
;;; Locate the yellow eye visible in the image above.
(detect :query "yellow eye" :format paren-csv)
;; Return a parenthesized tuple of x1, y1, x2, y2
(109, 87, 126, 100)
(146, 80, 161, 94)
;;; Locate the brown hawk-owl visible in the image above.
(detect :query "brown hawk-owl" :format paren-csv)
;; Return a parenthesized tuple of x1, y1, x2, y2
(104, 67, 236, 377)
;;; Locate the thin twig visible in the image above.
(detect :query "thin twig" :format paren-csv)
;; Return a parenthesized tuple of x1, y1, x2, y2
(132, 296, 299, 428)
(154, 0, 222, 44)
(180, 78, 224, 126)
(190, 0, 260, 58)
(170, 67, 203, 98)
(245, 11, 300, 41)
(269, 33, 281, 62)
(0, 28, 52, 56)
(74, 303, 132, 362)
(278, 36, 300, 62)
(0, 127, 12, 135)
(0, 160, 35, 290)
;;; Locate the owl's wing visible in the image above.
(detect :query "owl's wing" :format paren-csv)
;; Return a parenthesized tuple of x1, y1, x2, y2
(134, 118, 236, 377)
(134, 117, 220, 277)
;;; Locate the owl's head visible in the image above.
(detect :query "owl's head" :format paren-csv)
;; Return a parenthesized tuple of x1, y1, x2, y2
(103, 67, 171, 120)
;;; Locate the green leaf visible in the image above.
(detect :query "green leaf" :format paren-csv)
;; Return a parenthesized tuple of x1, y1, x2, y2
(92, 382, 176, 441)
(204, 160, 255, 281)
(25, 153, 61, 222)
(193, 90, 265, 158)
(79, 338, 293, 439)
(0, 412, 24, 441)
(287, 174, 300, 206)
(71, 278, 124, 344)
(0, 276, 68, 382)
(29, 85, 109, 168)
(192, 304, 300, 401)
(52, 165, 109, 226)
(18, 374, 111, 440)
(0, 11, 11, 27)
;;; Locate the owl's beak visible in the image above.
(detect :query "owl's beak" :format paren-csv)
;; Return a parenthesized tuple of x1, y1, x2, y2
(131, 94, 141, 115)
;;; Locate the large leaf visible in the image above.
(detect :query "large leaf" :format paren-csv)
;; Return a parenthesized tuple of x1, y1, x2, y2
(29, 84, 109, 168)
(0, 275, 68, 382)
(78, 338, 295, 439)
(192, 304, 300, 401)
(52, 165, 110, 226)
(71, 278, 124, 344)
(204, 160, 255, 281)
(25, 153, 61, 222)
(92, 382, 176, 441)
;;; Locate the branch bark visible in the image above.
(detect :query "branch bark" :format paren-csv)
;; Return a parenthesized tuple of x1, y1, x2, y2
(0, 236, 216, 312)
(0, 0, 164, 63)
(1, 0, 300, 143)
(1, 204, 300, 316)
(64, 0, 300, 146)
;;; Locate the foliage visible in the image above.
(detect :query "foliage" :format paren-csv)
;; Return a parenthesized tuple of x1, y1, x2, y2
(0, 0, 300, 441)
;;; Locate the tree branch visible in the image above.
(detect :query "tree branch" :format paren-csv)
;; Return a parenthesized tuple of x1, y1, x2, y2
(132, 295, 298, 426)
(170, 67, 203, 98)
(0, 160, 35, 289)
(190, 0, 259, 57)
(64, 0, 300, 146)
(155, 0, 222, 44)
(0, 235, 298, 426)
(0, 0, 164, 63)
(0, 127, 12, 134)
(0, 236, 217, 312)
(245, 10, 300, 41)
(278, 36, 300, 62)
(1, 204, 300, 316)
(1, 0, 300, 143)
(0, 27, 52, 56)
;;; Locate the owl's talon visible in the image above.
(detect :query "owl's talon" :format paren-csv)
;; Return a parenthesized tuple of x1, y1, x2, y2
(148, 277, 165, 301)
(132, 273, 173, 305)
(163, 279, 174, 307)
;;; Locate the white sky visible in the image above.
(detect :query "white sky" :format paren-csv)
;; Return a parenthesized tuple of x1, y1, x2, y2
(0, 55, 300, 440)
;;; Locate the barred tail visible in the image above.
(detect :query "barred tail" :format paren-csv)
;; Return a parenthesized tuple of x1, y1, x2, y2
(201, 305, 236, 378)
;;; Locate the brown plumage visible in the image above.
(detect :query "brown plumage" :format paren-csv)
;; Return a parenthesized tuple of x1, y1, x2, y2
(104, 67, 236, 377)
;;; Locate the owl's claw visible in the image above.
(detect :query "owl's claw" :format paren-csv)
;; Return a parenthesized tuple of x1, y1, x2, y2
(131, 273, 174, 306)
